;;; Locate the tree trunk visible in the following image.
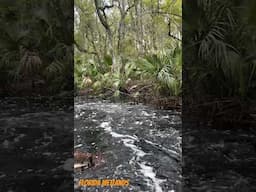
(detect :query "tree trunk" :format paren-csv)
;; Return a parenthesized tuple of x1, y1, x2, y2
(94, 0, 117, 73)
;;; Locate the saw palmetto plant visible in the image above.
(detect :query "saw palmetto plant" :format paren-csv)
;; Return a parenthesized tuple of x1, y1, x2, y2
(0, 0, 73, 94)
(183, 0, 256, 101)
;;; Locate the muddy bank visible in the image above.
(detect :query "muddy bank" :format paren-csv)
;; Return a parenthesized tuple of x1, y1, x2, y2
(184, 97, 256, 128)
(77, 87, 181, 111)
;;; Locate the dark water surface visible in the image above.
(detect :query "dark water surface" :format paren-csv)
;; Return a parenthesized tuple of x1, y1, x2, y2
(74, 98, 182, 192)
(183, 121, 256, 192)
(0, 97, 73, 191)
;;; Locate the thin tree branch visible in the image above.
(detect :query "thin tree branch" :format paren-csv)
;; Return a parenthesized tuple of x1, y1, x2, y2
(74, 41, 97, 55)
(168, 33, 182, 41)
(99, 4, 114, 11)
(152, 11, 182, 18)
(168, 19, 181, 41)
(140, 11, 182, 18)
(94, 0, 111, 31)
(125, 3, 136, 15)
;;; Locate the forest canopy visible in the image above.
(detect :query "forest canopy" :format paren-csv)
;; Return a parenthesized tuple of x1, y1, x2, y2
(75, 0, 182, 98)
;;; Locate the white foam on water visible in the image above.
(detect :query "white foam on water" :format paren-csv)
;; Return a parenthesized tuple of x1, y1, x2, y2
(121, 138, 146, 158)
(100, 122, 111, 130)
(138, 162, 166, 192)
(135, 121, 143, 125)
(74, 144, 83, 149)
(141, 111, 151, 116)
(100, 122, 137, 140)
(99, 121, 166, 192)
(144, 139, 180, 157)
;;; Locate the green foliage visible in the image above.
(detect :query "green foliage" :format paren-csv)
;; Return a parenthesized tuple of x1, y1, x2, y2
(75, 46, 182, 97)
(74, 0, 182, 98)
(137, 48, 182, 96)
(184, 0, 256, 100)
(0, 0, 73, 94)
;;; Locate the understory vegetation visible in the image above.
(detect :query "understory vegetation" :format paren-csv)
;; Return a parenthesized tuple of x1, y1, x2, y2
(75, 47, 181, 97)
(75, 0, 182, 107)
(184, 0, 256, 124)
(184, 0, 256, 100)
(0, 0, 73, 96)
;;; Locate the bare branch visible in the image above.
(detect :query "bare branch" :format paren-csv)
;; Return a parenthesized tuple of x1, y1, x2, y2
(141, 11, 182, 18)
(152, 11, 182, 18)
(168, 33, 181, 41)
(168, 19, 181, 41)
(125, 3, 136, 15)
(94, 0, 112, 32)
(74, 41, 97, 55)
(99, 4, 114, 11)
